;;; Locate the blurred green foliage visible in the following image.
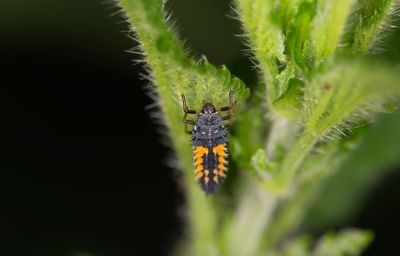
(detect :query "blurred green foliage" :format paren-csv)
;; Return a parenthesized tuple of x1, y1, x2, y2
(306, 111, 400, 230)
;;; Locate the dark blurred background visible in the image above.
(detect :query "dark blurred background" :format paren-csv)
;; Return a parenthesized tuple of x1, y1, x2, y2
(0, 0, 399, 255)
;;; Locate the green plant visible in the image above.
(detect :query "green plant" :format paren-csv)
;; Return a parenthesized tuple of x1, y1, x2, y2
(116, 0, 400, 255)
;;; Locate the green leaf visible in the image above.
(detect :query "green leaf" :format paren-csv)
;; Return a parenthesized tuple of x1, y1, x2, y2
(285, 1, 316, 70)
(251, 148, 276, 179)
(313, 229, 373, 256)
(235, 0, 291, 116)
(270, 59, 400, 195)
(348, 0, 400, 53)
(304, 59, 400, 137)
(311, 0, 355, 64)
(266, 229, 372, 256)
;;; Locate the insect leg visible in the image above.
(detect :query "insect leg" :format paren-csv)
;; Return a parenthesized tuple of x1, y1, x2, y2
(181, 93, 197, 134)
(220, 90, 235, 111)
(222, 114, 233, 121)
(220, 90, 237, 127)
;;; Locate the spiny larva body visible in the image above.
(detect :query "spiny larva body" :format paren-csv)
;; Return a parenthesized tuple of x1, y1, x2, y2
(181, 91, 236, 194)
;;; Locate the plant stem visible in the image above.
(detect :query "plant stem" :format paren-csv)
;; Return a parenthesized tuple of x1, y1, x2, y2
(225, 177, 278, 256)
(269, 132, 317, 193)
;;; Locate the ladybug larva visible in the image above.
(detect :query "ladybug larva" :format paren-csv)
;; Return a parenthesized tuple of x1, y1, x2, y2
(180, 90, 236, 194)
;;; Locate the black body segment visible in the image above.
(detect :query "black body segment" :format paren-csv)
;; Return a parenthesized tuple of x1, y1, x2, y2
(192, 111, 228, 147)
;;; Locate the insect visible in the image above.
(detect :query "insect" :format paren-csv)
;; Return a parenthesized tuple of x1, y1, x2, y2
(180, 90, 237, 194)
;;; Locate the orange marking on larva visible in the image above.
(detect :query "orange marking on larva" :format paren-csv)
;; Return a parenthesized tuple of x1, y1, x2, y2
(194, 146, 208, 172)
(212, 144, 226, 156)
(218, 170, 226, 177)
(195, 172, 204, 180)
(195, 146, 209, 157)
(213, 144, 228, 179)
(195, 158, 203, 166)
(195, 164, 204, 172)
